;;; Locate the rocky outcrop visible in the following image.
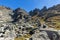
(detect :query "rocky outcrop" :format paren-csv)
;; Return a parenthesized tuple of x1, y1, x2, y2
(31, 30, 60, 40)
(12, 8, 31, 23)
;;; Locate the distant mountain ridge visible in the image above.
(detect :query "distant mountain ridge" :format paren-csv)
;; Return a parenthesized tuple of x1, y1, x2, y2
(29, 4, 60, 29)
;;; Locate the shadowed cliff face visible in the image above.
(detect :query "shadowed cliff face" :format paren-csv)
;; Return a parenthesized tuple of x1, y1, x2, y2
(12, 8, 31, 23)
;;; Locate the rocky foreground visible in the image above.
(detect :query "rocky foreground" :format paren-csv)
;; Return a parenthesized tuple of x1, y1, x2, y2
(0, 5, 60, 40)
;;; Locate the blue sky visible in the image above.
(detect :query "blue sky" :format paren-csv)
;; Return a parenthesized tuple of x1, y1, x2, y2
(0, 0, 60, 11)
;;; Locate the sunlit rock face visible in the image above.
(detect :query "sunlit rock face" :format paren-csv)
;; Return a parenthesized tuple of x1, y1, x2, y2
(0, 6, 13, 22)
(0, 6, 15, 40)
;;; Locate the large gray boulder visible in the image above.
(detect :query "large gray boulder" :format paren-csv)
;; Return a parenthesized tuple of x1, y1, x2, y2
(31, 31, 60, 40)
(31, 31, 50, 40)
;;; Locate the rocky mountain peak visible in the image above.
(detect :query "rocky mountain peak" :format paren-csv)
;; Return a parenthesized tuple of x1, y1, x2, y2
(11, 8, 31, 23)
(14, 8, 28, 15)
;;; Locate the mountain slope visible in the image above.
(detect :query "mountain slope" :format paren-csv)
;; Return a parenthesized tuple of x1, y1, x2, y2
(29, 4, 60, 29)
